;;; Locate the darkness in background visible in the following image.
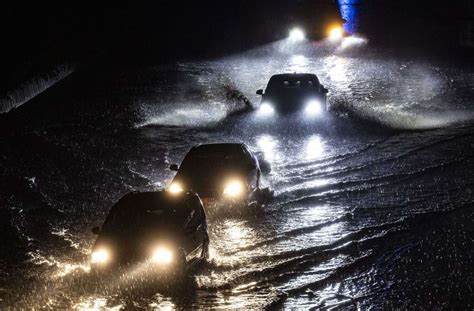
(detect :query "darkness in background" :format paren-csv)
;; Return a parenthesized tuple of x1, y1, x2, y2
(0, 1, 301, 92)
(357, 0, 474, 50)
(1, 0, 473, 95)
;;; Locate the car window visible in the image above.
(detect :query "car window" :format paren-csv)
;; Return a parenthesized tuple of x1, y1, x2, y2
(267, 75, 320, 93)
(181, 148, 248, 170)
(283, 80, 301, 87)
(101, 194, 188, 233)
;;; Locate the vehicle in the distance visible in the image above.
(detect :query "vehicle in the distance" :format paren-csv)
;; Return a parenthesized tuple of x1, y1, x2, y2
(168, 143, 272, 209)
(287, 1, 345, 41)
(90, 190, 209, 274)
(256, 73, 328, 118)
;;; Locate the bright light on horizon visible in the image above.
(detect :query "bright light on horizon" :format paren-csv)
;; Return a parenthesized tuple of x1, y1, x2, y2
(328, 26, 344, 41)
(289, 28, 305, 42)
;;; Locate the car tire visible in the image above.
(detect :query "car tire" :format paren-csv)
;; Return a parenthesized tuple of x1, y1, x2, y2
(254, 188, 273, 206)
(172, 249, 187, 279)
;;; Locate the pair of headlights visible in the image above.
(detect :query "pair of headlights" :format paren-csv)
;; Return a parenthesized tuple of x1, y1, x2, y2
(289, 26, 344, 42)
(167, 180, 244, 198)
(91, 246, 174, 266)
(257, 99, 323, 117)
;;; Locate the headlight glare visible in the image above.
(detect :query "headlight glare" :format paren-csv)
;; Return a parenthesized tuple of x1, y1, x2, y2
(223, 180, 244, 197)
(257, 101, 275, 117)
(168, 182, 183, 194)
(304, 99, 323, 117)
(91, 249, 109, 264)
(328, 26, 343, 40)
(151, 247, 173, 264)
(289, 28, 305, 41)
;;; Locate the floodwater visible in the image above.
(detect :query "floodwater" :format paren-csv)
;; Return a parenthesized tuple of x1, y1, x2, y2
(1, 37, 473, 309)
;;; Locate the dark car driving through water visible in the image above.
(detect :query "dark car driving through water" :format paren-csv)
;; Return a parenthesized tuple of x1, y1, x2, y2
(168, 143, 272, 209)
(256, 73, 329, 118)
(90, 190, 209, 275)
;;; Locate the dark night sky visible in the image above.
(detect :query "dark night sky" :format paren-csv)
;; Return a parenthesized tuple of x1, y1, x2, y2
(1, 0, 472, 91)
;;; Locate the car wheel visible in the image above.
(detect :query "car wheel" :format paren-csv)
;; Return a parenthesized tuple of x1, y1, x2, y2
(258, 188, 273, 205)
(174, 248, 187, 272)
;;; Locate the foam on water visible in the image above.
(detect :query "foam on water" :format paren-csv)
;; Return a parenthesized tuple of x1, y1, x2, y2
(135, 37, 474, 131)
(137, 101, 228, 127)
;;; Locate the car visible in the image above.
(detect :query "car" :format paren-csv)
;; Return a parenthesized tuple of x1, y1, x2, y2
(168, 143, 272, 209)
(286, 1, 345, 41)
(90, 190, 209, 275)
(255, 73, 329, 117)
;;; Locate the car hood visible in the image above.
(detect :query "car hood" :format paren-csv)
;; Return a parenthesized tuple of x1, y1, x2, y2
(173, 169, 248, 197)
(94, 227, 183, 262)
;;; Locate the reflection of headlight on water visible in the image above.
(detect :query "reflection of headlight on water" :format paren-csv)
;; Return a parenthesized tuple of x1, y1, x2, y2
(91, 249, 110, 264)
(257, 134, 279, 162)
(168, 182, 183, 194)
(257, 102, 275, 117)
(306, 135, 325, 160)
(304, 99, 323, 117)
(223, 180, 244, 197)
(151, 247, 173, 264)
(289, 28, 305, 41)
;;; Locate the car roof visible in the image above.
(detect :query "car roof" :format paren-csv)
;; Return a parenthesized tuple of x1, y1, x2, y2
(191, 143, 248, 153)
(101, 190, 204, 234)
(178, 143, 256, 175)
(114, 190, 200, 214)
(268, 73, 320, 84)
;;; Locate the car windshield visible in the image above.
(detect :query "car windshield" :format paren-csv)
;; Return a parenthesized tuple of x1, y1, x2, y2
(265, 75, 320, 96)
(182, 147, 248, 169)
(101, 193, 189, 234)
(175, 145, 251, 189)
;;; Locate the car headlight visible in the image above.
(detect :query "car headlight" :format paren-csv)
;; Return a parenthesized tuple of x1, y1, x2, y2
(168, 182, 183, 194)
(304, 99, 323, 117)
(289, 27, 305, 41)
(223, 180, 244, 197)
(151, 247, 173, 264)
(257, 101, 275, 117)
(91, 248, 110, 264)
(328, 26, 343, 40)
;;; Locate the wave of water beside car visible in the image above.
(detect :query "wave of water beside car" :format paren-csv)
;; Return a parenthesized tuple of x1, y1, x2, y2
(1, 38, 474, 308)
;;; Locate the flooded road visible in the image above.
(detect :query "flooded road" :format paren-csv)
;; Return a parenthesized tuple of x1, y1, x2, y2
(1, 37, 474, 309)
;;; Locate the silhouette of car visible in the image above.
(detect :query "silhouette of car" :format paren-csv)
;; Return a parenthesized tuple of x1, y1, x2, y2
(286, 1, 345, 41)
(90, 190, 209, 274)
(256, 73, 328, 117)
(168, 143, 272, 208)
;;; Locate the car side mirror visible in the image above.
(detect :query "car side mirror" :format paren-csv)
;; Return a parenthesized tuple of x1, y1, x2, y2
(256, 89, 264, 95)
(91, 226, 101, 235)
(169, 164, 179, 171)
(322, 87, 329, 94)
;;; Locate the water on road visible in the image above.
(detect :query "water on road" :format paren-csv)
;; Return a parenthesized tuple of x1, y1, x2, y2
(1, 37, 473, 309)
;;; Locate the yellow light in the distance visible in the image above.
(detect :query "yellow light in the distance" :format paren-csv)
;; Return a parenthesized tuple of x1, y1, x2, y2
(328, 26, 343, 40)
(151, 247, 173, 264)
(91, 249, 109, 264)
(168, 182, 183, 194)
(223, 180, 243, 197)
